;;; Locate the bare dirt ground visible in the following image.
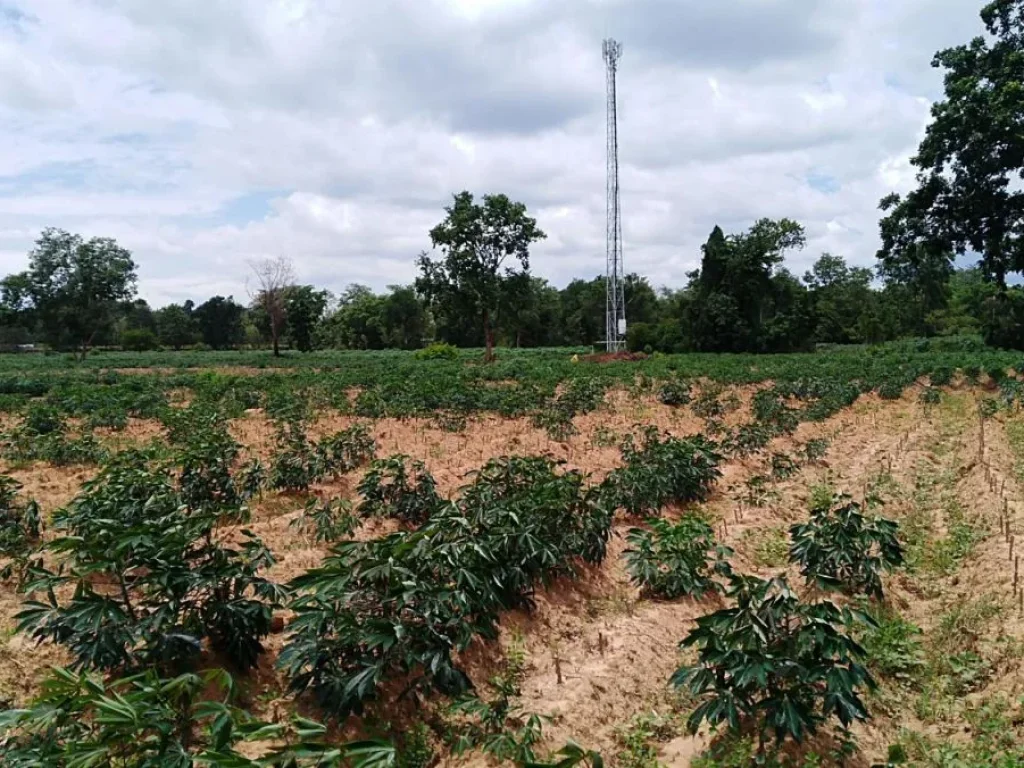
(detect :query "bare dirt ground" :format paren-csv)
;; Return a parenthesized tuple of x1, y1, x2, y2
(2, 385, 1023, 765)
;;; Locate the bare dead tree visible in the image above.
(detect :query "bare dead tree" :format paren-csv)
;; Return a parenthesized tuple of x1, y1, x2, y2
(248, 256, 294, 357)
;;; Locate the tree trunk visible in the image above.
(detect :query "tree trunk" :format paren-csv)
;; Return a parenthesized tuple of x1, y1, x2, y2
(483, 309, 495, 363)
(272, 333, 280, 357)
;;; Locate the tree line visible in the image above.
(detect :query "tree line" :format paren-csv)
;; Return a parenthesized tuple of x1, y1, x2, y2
(1, 0, 1021, 356)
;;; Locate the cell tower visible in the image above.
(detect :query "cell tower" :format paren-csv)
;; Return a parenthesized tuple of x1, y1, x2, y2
(603, 38, 626, 352)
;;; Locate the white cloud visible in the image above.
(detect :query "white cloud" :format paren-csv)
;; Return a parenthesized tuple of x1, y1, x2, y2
(0, 0, 988, 306)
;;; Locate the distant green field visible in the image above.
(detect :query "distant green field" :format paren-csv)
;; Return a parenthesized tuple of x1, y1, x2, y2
(0, 336, 1019, 420)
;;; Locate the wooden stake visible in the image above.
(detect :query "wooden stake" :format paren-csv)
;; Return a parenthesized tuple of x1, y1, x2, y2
(1011, 535, 1015, 561)
(1014, 557, 1019, 596)
(554, 653, 563, 685)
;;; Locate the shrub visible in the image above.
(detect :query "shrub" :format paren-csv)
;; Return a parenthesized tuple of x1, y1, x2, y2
(291, 497, 359, 543)
(801, 438, 830, 463)
(769, 452, 799, 480)
(722, 423, 773, 458)
(414, 342, 459, 361)
(280, 455, 613, 718)
(0, 475, 41, 577)
(17, 451, 284, 673)
(877, 379, 905, 400)
(270, 415, 376, 492)
(604, 428, 722, 516)
(624, 516, 733, 599)
(672, 575, 876, 748)
(929, 366, 954, 386)
(691, 386, 725, 419)
(657, 379, 692, 407)
(789, 494, 904, 599)
(358, 455, 442, 526)
(121, 328, 160, 351)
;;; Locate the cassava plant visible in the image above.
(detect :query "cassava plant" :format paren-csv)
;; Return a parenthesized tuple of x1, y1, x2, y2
(16, 450, 285, 674)
(0, 476, 40, 561)
(604, 428, 722, 516)
(789, 494, 904, 599)
(280, 455, 613, 718)
(0, 666, 398, 768)
(623, 515, 733, 599)
(672, 575, 876, 751)
(357, 455, 442, 526)
(290, 497, 359, 543)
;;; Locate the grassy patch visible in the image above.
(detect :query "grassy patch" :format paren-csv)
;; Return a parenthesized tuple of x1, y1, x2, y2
(893, 696, 1024, 767)
(742, 526, 789, 568)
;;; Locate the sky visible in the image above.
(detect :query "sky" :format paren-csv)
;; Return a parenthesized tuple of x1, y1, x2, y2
(0, 0, 988, 308)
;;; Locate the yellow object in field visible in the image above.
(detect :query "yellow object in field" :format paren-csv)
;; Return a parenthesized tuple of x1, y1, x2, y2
(571, 354, 579, 364)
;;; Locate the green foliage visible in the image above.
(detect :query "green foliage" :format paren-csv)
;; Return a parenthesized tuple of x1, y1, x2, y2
(770, 452, 799, 480)
(691, 386, 725, 419)
(417, 191, 546, 361)
(789, 494, 904, 599)
(284, 285, 329, 353)
(801, 438, 830, 464)
(0, 476, 40, 574)
(672, 575, 876, 748)
(526, 741, 605, 768)
(929, 366, 954, 386)
(414, 342, 459, 361)
(16, 451, 284, 673)
(745, 526, 789, 568)
(121, 327, 160, 351)
(623, 516, 733, 599)
(0, 666, 399, 767)
(657, 378, 692, 407)
(269, 413, 376, 492)
(858, 605, 925, 683)
(0, 407, 106, 466)
(722, 423, 773, 458)
(3, 228, 137, 357)
(615, 711, 680, 768)
(604, 428, 722, 516)
(878, 379, 906, 400)
(280, 455, 612, 718)
(877, 0, 1024, 290)
(448, 639, 545, 765)
(357, 455, 442, 526)
(291, 497, 359, 543)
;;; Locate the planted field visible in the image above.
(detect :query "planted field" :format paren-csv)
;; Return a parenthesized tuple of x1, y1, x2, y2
(1, 340, 1024, 766)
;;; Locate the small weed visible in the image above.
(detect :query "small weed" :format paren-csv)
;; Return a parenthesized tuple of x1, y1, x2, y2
(615, 710, 682, 768)
(743, 526, 788, 569)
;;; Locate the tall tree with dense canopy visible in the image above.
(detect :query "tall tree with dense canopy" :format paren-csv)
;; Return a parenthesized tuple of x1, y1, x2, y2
(155, 303, 199, 350)
(877, 0, 1024, 288)
(417, 191, 545, 362)
(194, 296, 246, 350)
(2, 229, 137, 359)
(284, 285, 329, 352)
(689, 220, 807, 352)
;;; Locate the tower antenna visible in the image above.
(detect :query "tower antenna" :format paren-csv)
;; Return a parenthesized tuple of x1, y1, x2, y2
(603, 38, 626, 352)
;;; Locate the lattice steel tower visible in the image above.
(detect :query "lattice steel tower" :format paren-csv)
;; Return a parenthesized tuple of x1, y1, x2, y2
(603, 38, 626, 351)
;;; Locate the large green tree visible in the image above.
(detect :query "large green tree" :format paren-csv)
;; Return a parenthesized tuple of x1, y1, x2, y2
(2, 229, 137, 358)
(803, 254, 875, 344)
(155, 303, 199, 350)
(417, 191, 545, 362)
(689, 220, 807, 352)
(193, 296, 245, 350)
(284, 285, 329, 352)
(878, 0, 1024, 288)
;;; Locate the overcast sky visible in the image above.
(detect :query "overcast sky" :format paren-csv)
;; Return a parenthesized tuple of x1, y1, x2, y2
(0, 0, 985, 307)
